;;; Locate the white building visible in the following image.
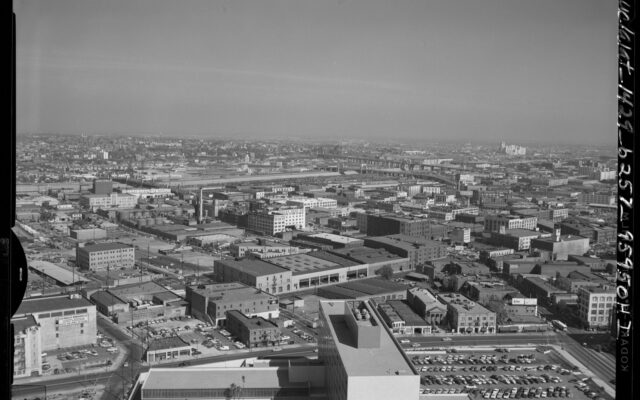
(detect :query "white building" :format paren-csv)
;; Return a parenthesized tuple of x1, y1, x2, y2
(79, 193, 138, 210)
(577, 286, 615, 329)
(248, 207, 306, 236)
(12, 315, 42, 378)
(287, 196, 338, 210)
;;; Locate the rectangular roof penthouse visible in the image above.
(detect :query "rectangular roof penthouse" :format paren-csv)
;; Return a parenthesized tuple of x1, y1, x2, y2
(319, 300, 417, 377)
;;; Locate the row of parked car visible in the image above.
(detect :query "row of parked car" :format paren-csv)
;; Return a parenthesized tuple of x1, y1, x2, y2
(492, 374, 563, 385)
(479, 386, 573, 399)
(56, 348, 100, 361)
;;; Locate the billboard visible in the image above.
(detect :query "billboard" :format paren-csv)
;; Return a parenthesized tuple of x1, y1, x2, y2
(511, 298, 537, 306)
(58, 315, 88, 326)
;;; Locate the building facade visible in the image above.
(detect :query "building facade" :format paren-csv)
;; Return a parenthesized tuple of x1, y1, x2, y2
(14, 294, 97, 351)
(577, 286, 615, 329)
(226, 310, 280, 348)
(186, 282, 279, 325)
(76, 242, 136, 271)
(437, 293, 496, 334)
(12, 315, 42, 378)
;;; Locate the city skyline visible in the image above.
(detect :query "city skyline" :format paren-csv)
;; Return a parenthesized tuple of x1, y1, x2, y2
(16, 0, 617, 144)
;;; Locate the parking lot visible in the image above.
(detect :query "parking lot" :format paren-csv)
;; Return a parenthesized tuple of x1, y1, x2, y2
(411, 348, 613, 400)
(40, 331, 120, 377)
(126, 314, 315, 362)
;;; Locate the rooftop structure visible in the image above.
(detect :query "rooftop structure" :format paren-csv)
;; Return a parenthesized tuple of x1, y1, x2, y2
(319, 300, 419, 400)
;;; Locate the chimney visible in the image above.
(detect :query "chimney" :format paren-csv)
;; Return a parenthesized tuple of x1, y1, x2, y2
(554, 228, 561, 242)
(499, 226, 506, 235)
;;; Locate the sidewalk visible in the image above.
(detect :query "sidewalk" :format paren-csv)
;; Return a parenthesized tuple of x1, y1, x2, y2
(548, 345, 615, 398)
(15, 342, 130, 386)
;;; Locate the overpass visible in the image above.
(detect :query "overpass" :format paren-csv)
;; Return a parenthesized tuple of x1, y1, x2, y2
(318, 154, 472, 174)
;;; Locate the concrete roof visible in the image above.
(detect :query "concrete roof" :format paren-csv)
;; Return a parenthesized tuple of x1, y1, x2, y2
(307, 233, 362, 244)
(79, 242, 134, 252)
(319, 301, 416, 377)
(147, 336, 191, 351)
(29, 260, 89, 285)
(12, 315, 39, 332)
(330, 246, 404, 264)
(90, 290, 126, 306)
(387, 300, 430, 326)
(267, 253, 339, 274)
(142, 367, 307, 390)
(16, 294, 93, 316)
(190, 282, 276, 302)
(219, 259, 290, 277)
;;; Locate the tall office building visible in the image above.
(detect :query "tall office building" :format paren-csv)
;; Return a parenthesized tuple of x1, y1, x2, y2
(318, 300, 420, 400)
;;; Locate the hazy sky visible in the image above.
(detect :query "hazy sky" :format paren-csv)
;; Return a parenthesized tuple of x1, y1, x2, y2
(16, 0, 617, 144)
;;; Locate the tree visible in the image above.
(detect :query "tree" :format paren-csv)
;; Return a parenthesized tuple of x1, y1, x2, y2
(225, 383, 242, 400)
(375, 265, 394, 280)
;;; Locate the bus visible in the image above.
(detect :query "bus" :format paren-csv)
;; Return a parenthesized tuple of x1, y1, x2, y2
(552, 320, 567, 331)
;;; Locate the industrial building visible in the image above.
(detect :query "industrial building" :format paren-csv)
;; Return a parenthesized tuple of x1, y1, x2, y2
(530, 231, 590, 261)
(406, 288, 447, 325)
(145, 336, 192, 363)
(363, 234, 448, 269)
(14, 294, 97, 351)
(79, 193, 138, 210)
(247, 206, 306, 236)
(89, 281, 188, 325)
(484, 215, 538, 232)
(214, 250, 385, 295)
(577, 285, 615, 329)
(225, 310, 280, 348)
(318, 300, 420, 400)
(137, 360, 327, 400)
(76, 242, 135, 271)
(317, 277, 408, 302)
(12, 315, 42, 378)
(488, 228, 551, 251)
(186, 282, 279, 325)
(437, 293, 496, 334)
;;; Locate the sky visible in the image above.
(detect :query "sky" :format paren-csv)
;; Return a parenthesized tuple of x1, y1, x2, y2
(15, 0, 617, 145)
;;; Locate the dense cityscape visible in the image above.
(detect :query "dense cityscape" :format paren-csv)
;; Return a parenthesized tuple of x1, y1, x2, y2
(12, 133, 617, 400)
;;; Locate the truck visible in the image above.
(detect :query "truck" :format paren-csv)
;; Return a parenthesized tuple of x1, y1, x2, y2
(552, 320, 567, 331)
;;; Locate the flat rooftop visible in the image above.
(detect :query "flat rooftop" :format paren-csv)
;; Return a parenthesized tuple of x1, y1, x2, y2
(142, 367, 309, 391)
(307, 233, 362, 244)
(267, 253, 338, 272)
(147, 336, 191, 351)
(16, 294, 93, 316)
(387, 300, 430, 326)
(79, 242, 134, 252)
(369, 234, 446, 248)
(532, 235, 589, 243)
(438, 293, 494, 315)
(227, 310, 278, 330)
(219, 259, 290, 277)
(29, 260, 89, 285)
(330, 246, 404, 264)
(191, 282, 275, 302)
(500, 229, 545, 237)
(320, 301, 416, 377)
(306, 251, 361, 268)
